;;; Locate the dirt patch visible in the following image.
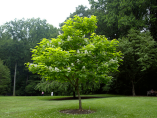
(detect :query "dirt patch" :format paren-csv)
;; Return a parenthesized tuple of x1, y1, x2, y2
(52, 96, 104, 114)
(51, 96, 105, 100)
(60, 109, 95, 114)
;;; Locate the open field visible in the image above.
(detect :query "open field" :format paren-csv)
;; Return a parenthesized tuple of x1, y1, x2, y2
(0, 94, 157, 118)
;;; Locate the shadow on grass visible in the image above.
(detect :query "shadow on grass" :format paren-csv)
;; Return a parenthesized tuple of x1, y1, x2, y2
(39, 94, 125, 101)
(50, 96, 106, 100)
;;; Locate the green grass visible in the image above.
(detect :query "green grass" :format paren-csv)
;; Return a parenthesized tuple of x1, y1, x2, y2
(0, 95, 157, 118)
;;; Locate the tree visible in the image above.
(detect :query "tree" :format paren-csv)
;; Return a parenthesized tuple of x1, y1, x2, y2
(58, 6, 104, 94)
(0, 59, 11, 95)
(0, 39, 22, 96)
(88, 0, 156, 40)
(145, 0, 157, 41)
(89, 0, 120, 39)
(26, 15, 122, 110)
(117, 29, 157, 96)
(0, 18, 59, 95)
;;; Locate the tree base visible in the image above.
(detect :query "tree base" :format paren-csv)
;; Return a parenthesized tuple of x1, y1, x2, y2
(60, 109, 95, 114)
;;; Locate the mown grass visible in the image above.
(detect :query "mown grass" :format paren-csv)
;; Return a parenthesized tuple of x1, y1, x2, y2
(0, 94, 157, 118)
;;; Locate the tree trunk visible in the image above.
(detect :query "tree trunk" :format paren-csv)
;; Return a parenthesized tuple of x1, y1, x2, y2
(76, 78, 82, 110)
(73, 92, 75, 98)
(73, 87, 76, 98)
(26, 75, 28, 84)
(132, 81, 136, 96)
(13, 63, 17, 96)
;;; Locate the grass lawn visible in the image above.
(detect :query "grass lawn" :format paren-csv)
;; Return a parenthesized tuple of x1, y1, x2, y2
(0, 94, 157, 118)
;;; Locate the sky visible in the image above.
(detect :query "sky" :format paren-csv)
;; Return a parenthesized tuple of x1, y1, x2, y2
(0, 0, 91, 28)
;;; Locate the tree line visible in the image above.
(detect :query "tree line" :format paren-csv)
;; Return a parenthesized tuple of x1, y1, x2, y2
(0, 0, 157, 96)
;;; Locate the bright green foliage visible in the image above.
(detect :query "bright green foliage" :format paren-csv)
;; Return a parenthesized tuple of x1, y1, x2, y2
(0, 59, 11, 95)
(59, 5, 94, 29)
(26, 15, 122, 109)
(27, 15, 122, 85)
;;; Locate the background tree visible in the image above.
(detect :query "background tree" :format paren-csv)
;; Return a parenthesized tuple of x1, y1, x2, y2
(0, 59, 11, 95)
(115, 29, 157, 96)
(26, 15, 122, 110)
(89, 0, 119, 39)
(145, 0, 157, 41)
(88, 0, 157, 95)
(0, 18, 59, 95)
(88, 0, 156, 39)
(89, 0, 121, 39)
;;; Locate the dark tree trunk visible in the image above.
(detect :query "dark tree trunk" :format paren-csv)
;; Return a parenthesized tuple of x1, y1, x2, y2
(26, 74, 28, 85)
(132, 80, 136, 96)
(73, 87, 77, 98)
(13, 63, 17, 96)
(73, 91, 76, 98)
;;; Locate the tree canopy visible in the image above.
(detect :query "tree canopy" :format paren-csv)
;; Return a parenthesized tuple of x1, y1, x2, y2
(117, 29, 157, 96)
(26, 15, 122, 109)
(89, 0, 157, 40)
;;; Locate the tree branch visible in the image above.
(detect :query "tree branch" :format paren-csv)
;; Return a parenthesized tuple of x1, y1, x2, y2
(65, 76, 75, 87)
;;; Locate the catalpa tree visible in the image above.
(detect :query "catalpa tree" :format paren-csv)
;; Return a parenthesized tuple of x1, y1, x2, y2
(26, 15, 123, 110)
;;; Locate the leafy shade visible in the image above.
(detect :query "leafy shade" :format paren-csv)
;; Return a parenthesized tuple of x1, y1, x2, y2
(35, 79, 73, 96)
(26, 15, 123, 110)
(0, 59, 11, 95)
